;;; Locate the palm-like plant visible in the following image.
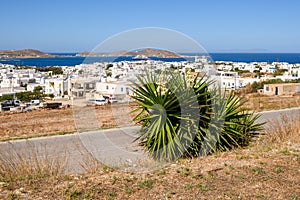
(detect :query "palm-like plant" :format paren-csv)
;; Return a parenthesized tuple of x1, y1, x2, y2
(196, 89, 263, 156)
(131, 70, 264, 161)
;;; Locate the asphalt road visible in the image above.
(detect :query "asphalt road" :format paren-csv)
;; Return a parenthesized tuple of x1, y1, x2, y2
(256, 106, 300, 125)
(0, 107, 299, 174)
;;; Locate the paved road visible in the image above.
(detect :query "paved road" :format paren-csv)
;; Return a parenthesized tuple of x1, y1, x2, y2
(0, 107, 299, 173)
(0, 126, 144, 173)
(256, 106, 300, 125)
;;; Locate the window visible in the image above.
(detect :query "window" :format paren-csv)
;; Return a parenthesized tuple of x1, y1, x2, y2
(121, 87, 124, 92)
(266, 86, 269, 91)
(106, 85, 109, 90)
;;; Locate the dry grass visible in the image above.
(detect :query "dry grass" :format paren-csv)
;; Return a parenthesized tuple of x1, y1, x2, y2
(262, 112, 300, 147)
(0, 108, 76, 141)
(0, 115, 299, 199)
(242, 94, 300, 112)
(0, 102, 139, 141)
(0, 141, 67, 180)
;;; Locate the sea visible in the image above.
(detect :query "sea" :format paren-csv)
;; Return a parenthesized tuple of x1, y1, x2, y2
(1, 53, 300, 67)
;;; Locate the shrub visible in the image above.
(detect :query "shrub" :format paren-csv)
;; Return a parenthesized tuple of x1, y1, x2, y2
(131, 70, 264, 161)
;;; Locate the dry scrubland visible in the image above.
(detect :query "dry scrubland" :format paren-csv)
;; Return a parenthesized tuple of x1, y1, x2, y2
(0, 103, 138, 141)
(243, 94, 300, 111)
(0, 113, 299, 199)
(0, 97, 299, 199)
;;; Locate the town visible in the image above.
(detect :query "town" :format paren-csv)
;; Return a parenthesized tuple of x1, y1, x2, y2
(1, 56, 300, 111)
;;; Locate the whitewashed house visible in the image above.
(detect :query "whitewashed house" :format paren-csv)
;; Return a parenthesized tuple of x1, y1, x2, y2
(45, 76, 69, 96)
(216, 71, 239, 89)
(95, 81, 133, 101)
(289, 65, 300, 78)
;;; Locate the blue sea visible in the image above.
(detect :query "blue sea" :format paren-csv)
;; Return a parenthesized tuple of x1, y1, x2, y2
(1, 53, 300, 67)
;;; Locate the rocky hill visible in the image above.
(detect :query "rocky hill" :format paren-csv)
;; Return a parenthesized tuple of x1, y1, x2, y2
(0, 49, 54, 58)
(76, 48, 181, 58)
(126, 48, 181, 58)
(76, 50, 128, 57)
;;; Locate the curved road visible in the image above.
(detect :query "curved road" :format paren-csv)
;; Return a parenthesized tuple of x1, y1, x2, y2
(0, 107, 299, 173)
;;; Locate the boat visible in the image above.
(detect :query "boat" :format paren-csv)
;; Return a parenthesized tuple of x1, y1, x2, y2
(132, 55, 149, 61)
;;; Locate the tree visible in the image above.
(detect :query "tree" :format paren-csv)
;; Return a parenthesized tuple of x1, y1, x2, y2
(251, 81, 262, 92)
(15, 92, 37, 102)
(106, 63, 113, 70)
(273, 66, 288, 77)
(33, 85, 43, 93)
(0, 95, 13, 102)
(106, 71, 112, 77)
(37, 66, 63, 75)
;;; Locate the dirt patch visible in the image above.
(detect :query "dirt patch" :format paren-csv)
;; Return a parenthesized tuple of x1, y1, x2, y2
(242, 94, 300, 111)
(0, 102, 139, 141)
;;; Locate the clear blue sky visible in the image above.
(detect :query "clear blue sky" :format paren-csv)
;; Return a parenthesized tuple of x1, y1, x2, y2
(1, 0, 300, 53)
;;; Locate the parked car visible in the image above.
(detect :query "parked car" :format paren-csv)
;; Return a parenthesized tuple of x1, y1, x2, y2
(25, 99, 40, 106)
(108, 97, 118, 103)
(1, 100, 20, 107)
(94, 98, 107, 105)
(43, 102, 62, 109)
(30, 99, 40, 105)
(103, 96, 118, 103)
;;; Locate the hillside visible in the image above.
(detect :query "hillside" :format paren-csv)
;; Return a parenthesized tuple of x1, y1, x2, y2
(76, 50, 128, 57)
(0, 49, 55, 58)
(125, 48, 181, 58)
(76, 48, 181, 58)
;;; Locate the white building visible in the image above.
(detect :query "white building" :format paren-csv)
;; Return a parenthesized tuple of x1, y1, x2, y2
(44, 76, 68, 96)
(95, 81, 131, 97)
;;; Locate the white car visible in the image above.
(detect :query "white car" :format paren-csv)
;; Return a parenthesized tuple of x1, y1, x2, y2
(109, 97, 118, 103)
(94, 98, 107, 105)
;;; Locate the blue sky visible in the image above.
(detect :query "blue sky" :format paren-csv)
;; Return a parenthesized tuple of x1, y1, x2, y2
(1, 0, 300, 53)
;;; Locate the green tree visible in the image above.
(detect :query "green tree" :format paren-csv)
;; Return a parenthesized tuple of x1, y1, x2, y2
(33, 85, 43, 93)
(251, 81, 263, 92)
(273, 66, 288, 77)
(37, 66, 63, 75)
(106, 63, 113, 70)
(106, 70, 112, 77)
(0, 95, 13, 101)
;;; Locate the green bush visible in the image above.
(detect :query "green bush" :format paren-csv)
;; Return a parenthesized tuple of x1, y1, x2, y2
(131, 70, 264, 161)
(0, 95, 14, 102)
(36, 66, 63, 75)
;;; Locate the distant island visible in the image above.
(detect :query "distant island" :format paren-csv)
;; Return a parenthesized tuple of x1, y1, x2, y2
(76, 48, 182, 58)
(0, 49, 55, 58)
(0, 48, 182, 59)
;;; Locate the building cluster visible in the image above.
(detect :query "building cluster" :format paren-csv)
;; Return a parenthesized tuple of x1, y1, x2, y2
(1, 57, 300, 104)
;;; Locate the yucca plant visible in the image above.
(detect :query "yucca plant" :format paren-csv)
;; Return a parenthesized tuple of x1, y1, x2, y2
(196, 89, 264, 156)
(131, 70, 264, 161)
